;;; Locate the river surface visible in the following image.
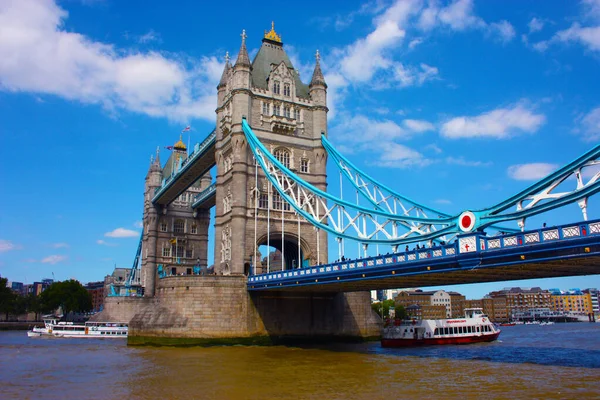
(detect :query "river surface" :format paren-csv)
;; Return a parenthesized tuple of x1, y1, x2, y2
(1, 323, 599, 399)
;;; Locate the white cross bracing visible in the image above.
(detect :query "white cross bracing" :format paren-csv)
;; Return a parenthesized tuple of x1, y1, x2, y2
(251, 145, 455, 246)
(482, 158, 600, 229)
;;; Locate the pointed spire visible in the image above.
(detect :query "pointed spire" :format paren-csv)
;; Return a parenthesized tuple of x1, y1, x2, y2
(310, 50, 327, 88)
(235, 29, 251, 68)
(149, 146, 162, 173)
(218, 52, 231, 89)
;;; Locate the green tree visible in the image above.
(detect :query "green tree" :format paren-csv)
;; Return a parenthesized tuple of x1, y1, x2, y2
(395, 304, 408, 320)
(0, 277, 18, 320)
(39, 280, 92, 317)
(24, 294, 43, 320)
(371, 299, 396, 319)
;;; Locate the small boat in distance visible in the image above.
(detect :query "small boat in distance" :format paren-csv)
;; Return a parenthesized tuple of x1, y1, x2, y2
(381, 308, 501, 347)
(500, 322, 516, 327)
(27, 318, 128, 338)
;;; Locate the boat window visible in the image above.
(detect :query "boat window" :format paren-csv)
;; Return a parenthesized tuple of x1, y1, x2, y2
(434, 328, 439, 336)
(468, 326, 472, 333)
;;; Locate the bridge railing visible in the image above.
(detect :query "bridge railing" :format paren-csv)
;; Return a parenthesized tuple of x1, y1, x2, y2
(153, 129, 216, 201)
(248, 218, 600, 285)
(191, 183, 216, 208)
(480, 219, 600, 251)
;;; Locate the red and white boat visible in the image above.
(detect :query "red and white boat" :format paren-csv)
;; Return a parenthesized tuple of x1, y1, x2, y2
(381, 308, 501, 347)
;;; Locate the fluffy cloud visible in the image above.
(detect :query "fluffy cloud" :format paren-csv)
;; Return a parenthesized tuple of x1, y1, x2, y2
(445, 156, 492, 167)
(0, 239, 21, 252)
(104, 228, 139, 238)
(97, 239, 118, 246)
(393, 63, 439, 87)
(577, 106, 600, 142)
(440, 103, 546, 139)
(533, 1, 600, 53)
(133, 220, 144, 229)
(41, 255, 68, 264)
(528, 17, 545, 33)
(507, 163, 559, 180)
(330, 114, 430, 168)
(417, 0, 515, 42)
(0, 0, 221, 122)
(403, 118, 435, 132)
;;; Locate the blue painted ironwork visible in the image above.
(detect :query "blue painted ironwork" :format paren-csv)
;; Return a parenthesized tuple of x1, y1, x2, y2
(248, 218, 600, 290)
(322, 133, 519, 236)
(243, 118, 600, 245)
(191, 183, 216, 209)
(152, 129, 217, 203)
(108, 231, 143, 297)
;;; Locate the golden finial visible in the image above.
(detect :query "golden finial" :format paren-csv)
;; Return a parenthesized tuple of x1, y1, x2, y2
(174, 133, 186, 151)
(264, 21, 282, 43)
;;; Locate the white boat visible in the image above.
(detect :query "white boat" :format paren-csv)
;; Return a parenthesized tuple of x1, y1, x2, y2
(381, 308, 501, 347)
(27, 318, 128, 338)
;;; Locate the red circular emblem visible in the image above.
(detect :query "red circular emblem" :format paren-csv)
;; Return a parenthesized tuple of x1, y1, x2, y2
(458, 211, 476, 232)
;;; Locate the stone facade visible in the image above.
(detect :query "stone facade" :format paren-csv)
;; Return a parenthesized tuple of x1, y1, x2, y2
(142, 143, 211, 297)
(213, 27, 328, 276)
(123, 25, 381, 345)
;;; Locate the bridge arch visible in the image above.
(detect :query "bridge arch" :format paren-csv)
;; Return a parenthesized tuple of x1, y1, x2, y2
(255, 231, 312, 274)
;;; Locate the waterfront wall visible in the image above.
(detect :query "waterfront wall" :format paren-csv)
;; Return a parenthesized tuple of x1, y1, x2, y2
(128, 275, 381, 346)
(90, 296, 150, 324)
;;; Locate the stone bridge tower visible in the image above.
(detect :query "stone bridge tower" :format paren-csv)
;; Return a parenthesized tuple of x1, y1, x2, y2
(214, 24, 329, 275)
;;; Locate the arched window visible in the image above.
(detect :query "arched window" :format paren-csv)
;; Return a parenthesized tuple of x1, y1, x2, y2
(273, 80, 280, 95)
(283, 83, 291, 96)
(274, 148, 290, 169)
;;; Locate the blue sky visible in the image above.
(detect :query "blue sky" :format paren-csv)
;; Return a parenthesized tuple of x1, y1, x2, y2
(1, 0, 599, 298)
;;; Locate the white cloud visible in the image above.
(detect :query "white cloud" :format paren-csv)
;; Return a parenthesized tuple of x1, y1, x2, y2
(133, 220, 144, 229)
(0, 239, 21, 252)
(97, 239, 118, 246)
(553, 23, 600, 52)
(490, 20, 516, 44)
(41, 255, 68, 264)
(408, 37, 424, 49)
(340, 19, 406, 83)
(51, 242, 69, 248)
(434, 199, 452, 205)
(370, 141, 431, 168)
(577, 106, 600, 142)
(138, 29, 161, 44)
(425, 143, 443, 154)
(330, 114, 430, 168)
(0, 0, 221, 122)
(403, 118, 435, 132)
(393, 63, 439, 87)
(445, 156, 492, 167)
(507, 163, 559, 180)
(440, 103, 546, 139)
(528, 17, 545, 33)
(104, 228, 139, 238)
(417, 0, 515, 42)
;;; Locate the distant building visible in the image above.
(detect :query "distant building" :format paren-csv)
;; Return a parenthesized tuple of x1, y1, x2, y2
(405, 304, 447, 320)
(10, 282, 23, 295)
(395, 289, 453, 318)
(550, 288, 593, 314)
(583, 288, 599, 314)
(85, 281, 105, 313)
(488, 287, 552, 315)
(461, 297, 508, 322)
(448, 291, 466, 318)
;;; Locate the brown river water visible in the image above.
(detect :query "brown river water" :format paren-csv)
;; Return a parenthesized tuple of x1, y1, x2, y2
(1, 323, 599, 399)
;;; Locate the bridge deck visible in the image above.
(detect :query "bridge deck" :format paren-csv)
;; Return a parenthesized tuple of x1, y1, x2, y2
(191, 183, 216, 209)
(152, 130, 216, 205)
(248, 220, 600, 292)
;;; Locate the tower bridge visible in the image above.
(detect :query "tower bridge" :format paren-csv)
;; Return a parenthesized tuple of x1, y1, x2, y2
(98, 24, 600, 346)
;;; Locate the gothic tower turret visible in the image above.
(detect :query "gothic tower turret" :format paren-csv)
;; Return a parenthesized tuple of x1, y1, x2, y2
(213, 24, 328, 276)
(142, 148, 163, 296)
